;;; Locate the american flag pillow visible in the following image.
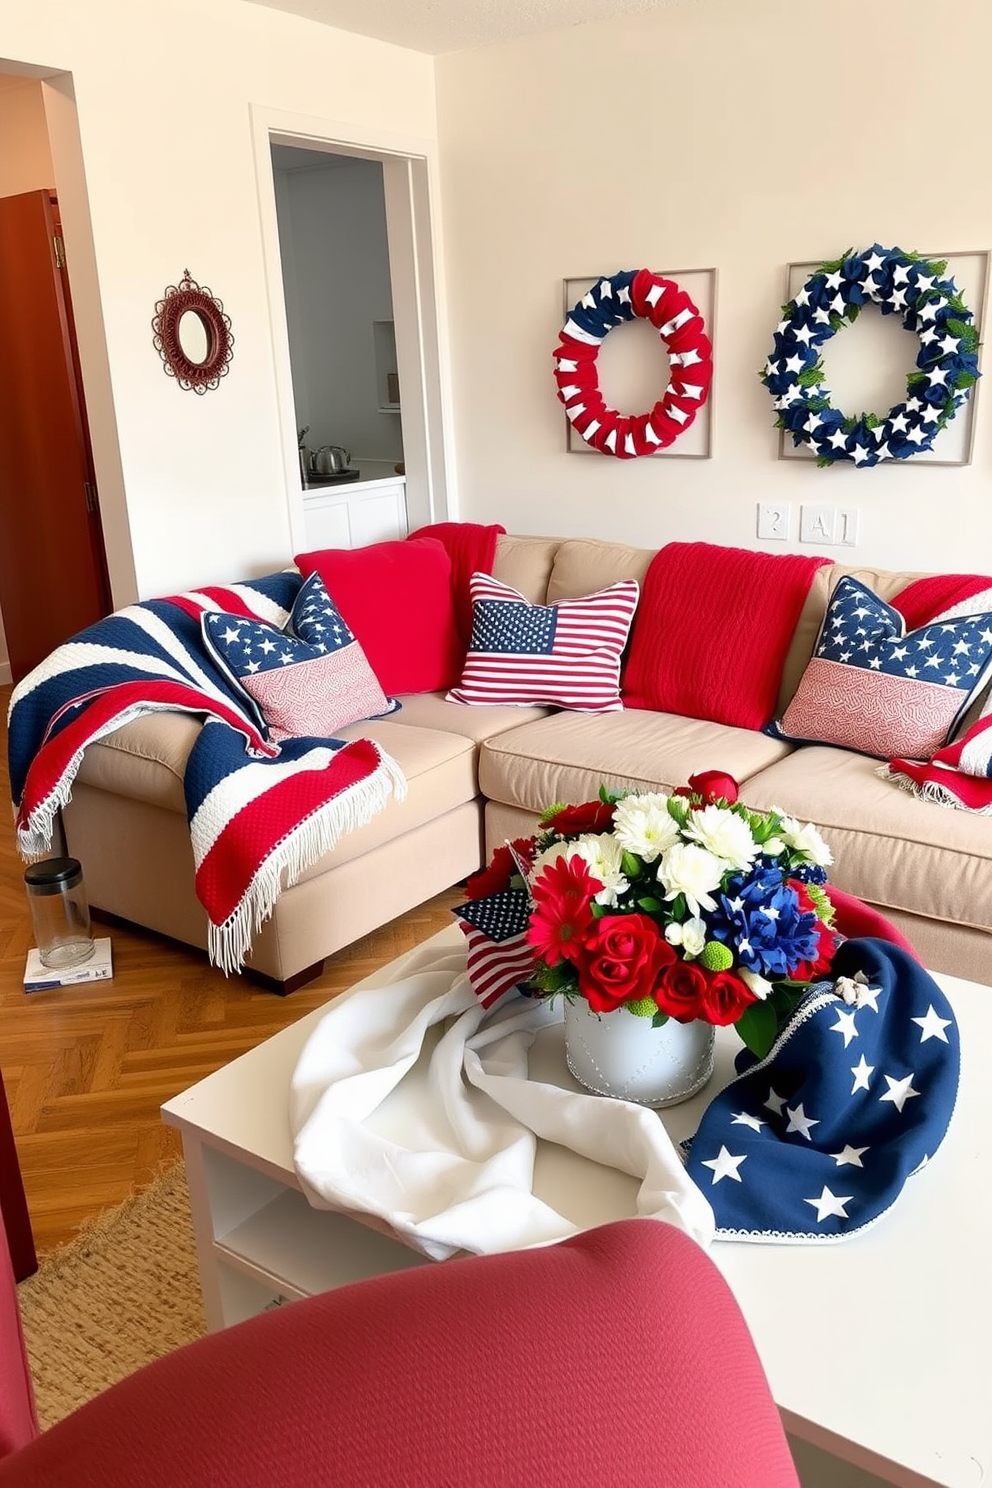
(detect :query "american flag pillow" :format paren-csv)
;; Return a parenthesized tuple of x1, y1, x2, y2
(202, 572, 397, 742)
(775, 576, 992, 760)
(446, 573, 640, 712)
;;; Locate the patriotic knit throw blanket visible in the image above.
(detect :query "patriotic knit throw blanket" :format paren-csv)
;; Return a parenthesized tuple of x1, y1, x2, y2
(883, 572, 992, 813)
(7, 572, 405, 973)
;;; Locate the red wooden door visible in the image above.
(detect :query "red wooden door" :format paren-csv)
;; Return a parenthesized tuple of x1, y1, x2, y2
(0, 189, 111, 683)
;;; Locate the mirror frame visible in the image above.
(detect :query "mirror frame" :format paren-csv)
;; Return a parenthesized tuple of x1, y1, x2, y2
(152, 269, 234, 393)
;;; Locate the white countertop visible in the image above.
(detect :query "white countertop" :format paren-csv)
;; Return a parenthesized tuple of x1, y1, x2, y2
(303, 459, 404, 495)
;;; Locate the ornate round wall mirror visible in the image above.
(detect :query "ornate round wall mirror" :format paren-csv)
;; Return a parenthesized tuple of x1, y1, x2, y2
(152, 270, 234, 393)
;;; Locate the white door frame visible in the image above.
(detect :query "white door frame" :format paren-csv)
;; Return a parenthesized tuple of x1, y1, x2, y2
(249, 104, 452, 553)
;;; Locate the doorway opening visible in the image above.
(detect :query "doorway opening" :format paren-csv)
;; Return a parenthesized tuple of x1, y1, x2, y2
(270, 147, 403, 492)
(253, 109, 450, 554)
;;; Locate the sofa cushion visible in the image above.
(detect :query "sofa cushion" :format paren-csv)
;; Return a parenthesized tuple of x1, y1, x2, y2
(74, 712, 202, 812)
(387, 692, 551, 743)
(479, 709, 794, 817)
(546, 538, 654, 602)
(286, 718, 480, 879)
(741, 747, 992, 934)
(294, 536, 463, 694)
(491, 534, 561, 603)
(76, 714, 481, 881)
(447, 574, 640, 712)
(773, 576, 992, 760)
(202, 573, 394, 741)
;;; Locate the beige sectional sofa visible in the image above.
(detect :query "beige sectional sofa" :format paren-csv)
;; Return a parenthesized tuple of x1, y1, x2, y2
(61, 533, 992, 991)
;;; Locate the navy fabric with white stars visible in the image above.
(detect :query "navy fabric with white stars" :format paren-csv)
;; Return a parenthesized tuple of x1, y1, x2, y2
(683, 939, 959, 1242)
(469, 599, 557, 655)
(816, 576, 992, 691)
(204, 572, 358, 681)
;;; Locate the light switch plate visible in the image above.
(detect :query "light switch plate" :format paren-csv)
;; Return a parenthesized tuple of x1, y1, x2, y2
(836, 508, 860, 546)
(799, 504, 836, 544)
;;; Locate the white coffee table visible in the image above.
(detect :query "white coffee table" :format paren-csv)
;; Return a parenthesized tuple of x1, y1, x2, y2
(162, 926, 990, 1488)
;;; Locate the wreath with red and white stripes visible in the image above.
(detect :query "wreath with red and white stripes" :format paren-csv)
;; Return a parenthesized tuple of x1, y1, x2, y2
(553, 269, 713, 458)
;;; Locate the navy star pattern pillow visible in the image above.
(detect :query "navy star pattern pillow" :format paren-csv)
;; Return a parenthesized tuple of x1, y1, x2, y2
(202, 572, 397, 741)
(773, 575, 992, 759)
(683, 939, 959, 1242)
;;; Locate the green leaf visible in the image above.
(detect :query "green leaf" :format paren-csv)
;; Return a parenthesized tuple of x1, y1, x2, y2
(734, 1000, 780, 1060)
(637, 896, 663, 913)
(621, 851, 643, 878)
(650, 1010, 671, 1029)
(954, 370, 977, 389)
(590, 901, 607, 919)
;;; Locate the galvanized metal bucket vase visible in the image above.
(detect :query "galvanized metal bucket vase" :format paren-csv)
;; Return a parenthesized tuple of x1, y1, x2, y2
(564, 999, 716, 1108)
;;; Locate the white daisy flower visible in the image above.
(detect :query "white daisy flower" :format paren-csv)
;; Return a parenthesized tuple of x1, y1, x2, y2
(775, 813, 833, 867)
(612, 792, 682, 863)
(657, 842, 725, 917)
(683, 804, 759, 872)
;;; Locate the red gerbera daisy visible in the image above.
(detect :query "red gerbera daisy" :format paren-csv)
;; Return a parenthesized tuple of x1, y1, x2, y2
(527, 855, 602, 966)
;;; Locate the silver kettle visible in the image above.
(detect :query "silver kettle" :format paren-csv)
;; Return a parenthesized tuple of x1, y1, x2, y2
(310, 444, 351, 476)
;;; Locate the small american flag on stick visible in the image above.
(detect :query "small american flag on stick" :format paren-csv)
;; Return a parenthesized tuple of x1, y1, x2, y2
(453, 888, 537, 1009)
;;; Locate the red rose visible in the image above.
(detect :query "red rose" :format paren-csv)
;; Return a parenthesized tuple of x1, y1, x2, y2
(465, 837, 535, 901)
(653, 959, 707, 1022)
(698, 969, 757, 1026)
(542, 799, 616, 836)
(673, 771, 739, 806)
(576, 914, 675, 1014)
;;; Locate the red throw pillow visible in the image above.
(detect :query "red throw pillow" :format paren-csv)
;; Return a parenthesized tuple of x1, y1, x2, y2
(293, 537, 462, 694)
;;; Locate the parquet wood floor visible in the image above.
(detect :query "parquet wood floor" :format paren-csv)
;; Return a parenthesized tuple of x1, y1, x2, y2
(0, 683, 465, 1254)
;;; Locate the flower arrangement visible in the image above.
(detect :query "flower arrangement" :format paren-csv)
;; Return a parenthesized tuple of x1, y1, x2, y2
(463, 772, 838, 1059)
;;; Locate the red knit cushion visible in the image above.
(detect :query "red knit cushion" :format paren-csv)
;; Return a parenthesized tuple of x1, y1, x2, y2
(293, 538, 462, 694)
(622, 542, 830, 729)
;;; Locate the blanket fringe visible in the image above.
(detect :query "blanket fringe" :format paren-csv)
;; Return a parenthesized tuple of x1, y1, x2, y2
(208, 748, 407, 975)
(877, 762, 992, 816)
(15, 702, 166, 859)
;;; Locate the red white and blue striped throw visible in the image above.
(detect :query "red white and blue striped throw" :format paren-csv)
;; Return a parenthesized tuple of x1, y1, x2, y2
(446, 572, 640, 712)
(8, 572, 405, 973)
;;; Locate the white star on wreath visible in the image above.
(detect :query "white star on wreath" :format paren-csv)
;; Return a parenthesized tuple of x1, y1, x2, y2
(760, 244, 981, 467)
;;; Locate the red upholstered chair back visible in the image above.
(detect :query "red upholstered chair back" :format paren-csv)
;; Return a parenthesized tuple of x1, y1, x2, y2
(0, 1217, 798, 1488)
(0, 1221, 39, 1461)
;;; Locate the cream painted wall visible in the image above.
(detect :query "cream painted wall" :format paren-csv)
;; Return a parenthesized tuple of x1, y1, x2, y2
(435, 0, 992, 571)
(0, 77, 53, 193)
(0, 0, 436, 617)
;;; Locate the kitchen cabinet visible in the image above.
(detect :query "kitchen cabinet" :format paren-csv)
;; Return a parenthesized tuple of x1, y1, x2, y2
(301, 461, 407, 550)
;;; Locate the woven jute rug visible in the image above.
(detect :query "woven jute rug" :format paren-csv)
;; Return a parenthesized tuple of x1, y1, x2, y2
(17, 1160, 207, 1429)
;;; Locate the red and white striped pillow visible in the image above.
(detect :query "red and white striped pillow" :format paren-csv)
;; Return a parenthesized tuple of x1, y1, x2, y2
(446, 573, 640, 712)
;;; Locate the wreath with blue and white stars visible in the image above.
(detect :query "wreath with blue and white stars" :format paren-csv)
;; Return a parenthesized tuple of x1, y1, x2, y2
(760, 245, 981, 467)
